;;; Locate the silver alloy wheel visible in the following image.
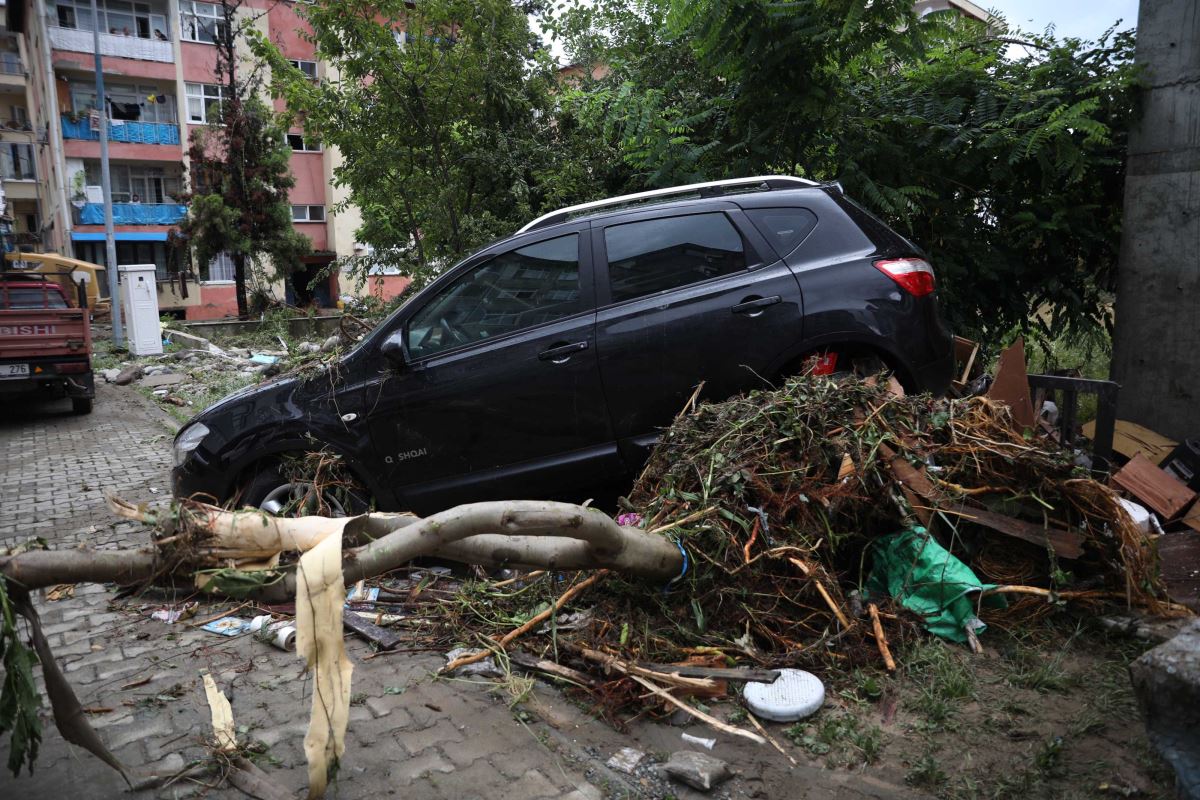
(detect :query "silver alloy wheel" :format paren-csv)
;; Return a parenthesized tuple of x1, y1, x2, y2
(259, 481, 350, 518)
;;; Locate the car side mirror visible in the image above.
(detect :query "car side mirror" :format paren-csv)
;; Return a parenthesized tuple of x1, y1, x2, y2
(381, 331, 407, 367)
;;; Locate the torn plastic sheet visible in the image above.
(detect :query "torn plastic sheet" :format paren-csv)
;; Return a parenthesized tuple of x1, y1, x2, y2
(865, 527, 1006, 644)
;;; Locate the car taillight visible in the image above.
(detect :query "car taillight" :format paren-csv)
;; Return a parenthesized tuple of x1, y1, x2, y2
(55, 362, 88, 374)
(874, 258, 935, 297)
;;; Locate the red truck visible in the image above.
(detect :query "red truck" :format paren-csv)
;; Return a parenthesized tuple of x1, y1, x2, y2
(0, 274, 95, 414)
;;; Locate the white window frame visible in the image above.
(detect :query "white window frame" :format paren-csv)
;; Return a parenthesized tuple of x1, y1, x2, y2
(291, 204, 325, 222)
(185, 82, 227, 124)
(288, 59, 318, 80)
(179, 1, 226, 44)
(286, 132, 322, 152)
(0, 143, 35, 180)
(205, 251, 235, 283)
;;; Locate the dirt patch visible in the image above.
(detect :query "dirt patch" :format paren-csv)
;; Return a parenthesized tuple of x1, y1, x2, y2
(547, 621, 1175, 799)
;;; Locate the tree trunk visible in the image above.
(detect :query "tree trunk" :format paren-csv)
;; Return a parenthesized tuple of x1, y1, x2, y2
(233, 250, 249, 318)
(1, 501, 684, 598)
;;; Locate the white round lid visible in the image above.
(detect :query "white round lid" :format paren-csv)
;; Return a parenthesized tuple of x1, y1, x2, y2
(743, 668, 824, 722)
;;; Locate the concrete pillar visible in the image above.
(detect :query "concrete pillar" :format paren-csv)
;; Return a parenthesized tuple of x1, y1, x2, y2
(1111, 1, 1200, 441)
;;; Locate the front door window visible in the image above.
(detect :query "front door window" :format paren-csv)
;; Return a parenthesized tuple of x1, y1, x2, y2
(406, 233, 582, 360)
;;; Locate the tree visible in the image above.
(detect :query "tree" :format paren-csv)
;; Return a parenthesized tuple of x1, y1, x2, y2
(177, 0, 309, 318)
(551, 1, 1140, 342)
(250, 0, 563, 287)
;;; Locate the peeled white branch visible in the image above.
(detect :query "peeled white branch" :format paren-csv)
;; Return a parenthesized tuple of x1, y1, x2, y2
(2, 500, 684, 594)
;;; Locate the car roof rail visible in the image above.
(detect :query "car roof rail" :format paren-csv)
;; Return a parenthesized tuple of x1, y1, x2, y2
(517, 174, 819, 234)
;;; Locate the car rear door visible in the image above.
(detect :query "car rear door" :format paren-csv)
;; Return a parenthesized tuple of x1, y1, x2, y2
(364, 226, 622, 513)
(592, 206, 805, 463)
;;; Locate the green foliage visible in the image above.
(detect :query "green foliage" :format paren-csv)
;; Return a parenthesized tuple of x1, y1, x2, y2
(0, 579, 41, 777)
(552, 1, 1140, 343)
(178, 0, 309, 317)
(250, 0, 565, 287)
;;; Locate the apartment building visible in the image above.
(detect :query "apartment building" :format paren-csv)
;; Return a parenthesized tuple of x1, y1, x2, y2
(3, 0, 384, 319)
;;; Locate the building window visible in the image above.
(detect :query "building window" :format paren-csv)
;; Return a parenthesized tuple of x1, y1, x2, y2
(288, 59, 318, 80)
(53, 0, 167, 41)
(70, 82, 176, 124)
(205, 251, 235, 282)
(286, 133, 322, 152)
(185, 82, 228, 124)
(180, 1, 227, 44)
(84, 163, 180, 203)
(291, 204, 325, 222)
(0, 144, 35, 180)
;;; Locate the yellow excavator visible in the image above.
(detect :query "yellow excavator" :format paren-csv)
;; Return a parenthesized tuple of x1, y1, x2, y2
(3, 251, 109, 315)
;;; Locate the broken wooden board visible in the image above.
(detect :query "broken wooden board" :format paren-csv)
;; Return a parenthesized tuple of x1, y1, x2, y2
(946, 503, 1085, 559)
(341, 608, 405, 651)
(1082, 419, 1177, 464)
(953, 335, 980, 390)
(1111, 453, 1196, 520)
(509, 651, 598, 687)
(987, 337, 1037, 430)
(1156, 531, 1200, 611)
(636, 664, 781, 683)
(1181, 501, 1200, 534)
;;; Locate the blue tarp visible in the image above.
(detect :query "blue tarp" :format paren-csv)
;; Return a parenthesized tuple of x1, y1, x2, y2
(61, 115, 181, 146)
(79, 203, 187, 225)
(71, 231, 168, 242)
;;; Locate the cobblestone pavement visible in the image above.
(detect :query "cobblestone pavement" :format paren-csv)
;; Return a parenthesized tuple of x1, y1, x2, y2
(0, 384, 918, 799)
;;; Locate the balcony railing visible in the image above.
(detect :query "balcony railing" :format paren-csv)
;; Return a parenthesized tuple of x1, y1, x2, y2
(79, 202, 187, 225)
(0, 54, 22, 75)
(48, 26, 174, 63)
(62, 115, 180, 145)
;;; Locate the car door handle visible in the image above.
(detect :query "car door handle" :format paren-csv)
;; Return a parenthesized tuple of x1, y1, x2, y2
(731, 295, 782, 315)
(538, 341, 589, 363)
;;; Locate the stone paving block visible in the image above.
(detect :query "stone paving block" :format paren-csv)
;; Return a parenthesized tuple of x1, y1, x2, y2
(387, 748, 455, 786)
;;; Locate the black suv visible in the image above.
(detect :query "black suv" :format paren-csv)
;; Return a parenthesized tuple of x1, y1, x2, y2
(172, 177, 955, 515)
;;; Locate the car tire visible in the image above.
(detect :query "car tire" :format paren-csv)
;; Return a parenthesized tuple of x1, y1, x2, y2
(240, 461, 369, 518)
(71, 397, 93, 415)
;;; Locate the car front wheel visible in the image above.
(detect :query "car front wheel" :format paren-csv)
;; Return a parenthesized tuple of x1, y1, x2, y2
(240, 462, 369, 518)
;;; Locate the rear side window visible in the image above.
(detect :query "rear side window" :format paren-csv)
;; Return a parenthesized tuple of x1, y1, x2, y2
(604, 213, 746, 303)
(744, 207, 817, 257)
(0, 286, 68, 309)
(407, 234, 582, 359)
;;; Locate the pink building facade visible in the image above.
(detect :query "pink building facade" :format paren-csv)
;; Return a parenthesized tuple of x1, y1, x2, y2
(12, 0, 409, 318)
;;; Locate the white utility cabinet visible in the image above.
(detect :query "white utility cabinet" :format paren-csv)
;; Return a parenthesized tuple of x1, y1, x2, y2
(119, 263, 163, 355)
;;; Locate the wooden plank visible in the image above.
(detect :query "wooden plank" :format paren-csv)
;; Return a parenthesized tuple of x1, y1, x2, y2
(634, 664, 781, 683)
(509, 651, 598, 687)
(341, 609, 405, 651)
(1082, 419, 1178, 464)
(987, 337, 1036, 429)
(953, 336, 980, 386)
(946, 503, 1085, 559)
(1111, 453, 1196, 520)
(1157, 531, 1200, 611)
(1181, 501, 1200, 534)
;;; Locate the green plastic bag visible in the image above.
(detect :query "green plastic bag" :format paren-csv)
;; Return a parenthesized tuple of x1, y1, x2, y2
(865, 527, 1005, 643)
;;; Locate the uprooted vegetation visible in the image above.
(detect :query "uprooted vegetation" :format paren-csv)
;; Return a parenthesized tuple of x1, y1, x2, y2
(0, 374, 1185, 796)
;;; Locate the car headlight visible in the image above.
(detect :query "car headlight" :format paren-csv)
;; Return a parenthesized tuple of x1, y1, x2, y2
(174, 422, 210, 467)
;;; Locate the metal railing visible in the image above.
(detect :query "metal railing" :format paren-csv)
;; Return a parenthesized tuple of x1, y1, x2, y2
(61, 114, 180, 145)
(48, 25, 174, 63)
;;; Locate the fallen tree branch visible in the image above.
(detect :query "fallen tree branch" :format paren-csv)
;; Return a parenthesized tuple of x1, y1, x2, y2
(626, 673, 765, 745)
(443, 571, 609, 674)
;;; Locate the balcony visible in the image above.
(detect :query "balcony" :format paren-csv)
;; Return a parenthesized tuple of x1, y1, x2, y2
(78, 202, 187, 225)
(49, 26, 174, 63)
(0, 53, 22, 75)
(62, 115, 180, 146)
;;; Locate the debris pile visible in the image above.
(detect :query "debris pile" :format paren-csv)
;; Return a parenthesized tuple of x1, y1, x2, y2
(437, 373, 1170, 692)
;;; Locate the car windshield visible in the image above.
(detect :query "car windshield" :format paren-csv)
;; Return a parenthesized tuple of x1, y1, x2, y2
(0, 285, 69, 309)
